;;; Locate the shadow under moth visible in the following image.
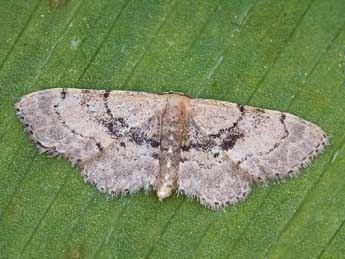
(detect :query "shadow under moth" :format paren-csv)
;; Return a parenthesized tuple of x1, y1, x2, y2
(16, 88, 328, 210)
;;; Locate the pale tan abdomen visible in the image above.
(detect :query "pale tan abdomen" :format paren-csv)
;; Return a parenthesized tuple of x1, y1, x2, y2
(156, 95, 190, 200)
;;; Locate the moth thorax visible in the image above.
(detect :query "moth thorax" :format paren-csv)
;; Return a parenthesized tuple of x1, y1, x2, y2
(157, 95, 190, 200)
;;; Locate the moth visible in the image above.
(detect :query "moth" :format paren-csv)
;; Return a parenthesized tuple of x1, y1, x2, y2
(16, 88, 328, 210)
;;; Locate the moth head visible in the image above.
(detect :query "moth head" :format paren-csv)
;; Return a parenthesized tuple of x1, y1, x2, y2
(159, 91, 193, 99)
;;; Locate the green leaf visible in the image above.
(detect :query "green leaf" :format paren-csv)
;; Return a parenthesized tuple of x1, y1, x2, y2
(1, 0, 345, 258)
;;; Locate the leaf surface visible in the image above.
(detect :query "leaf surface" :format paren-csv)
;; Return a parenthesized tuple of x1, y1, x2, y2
(1, 0, 345, 258)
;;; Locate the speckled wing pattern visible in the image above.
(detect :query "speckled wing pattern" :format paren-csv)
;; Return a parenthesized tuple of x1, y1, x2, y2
(178, 99, 327, 209)
(16, 89, 165, 195)
(16, 89, 328, 210)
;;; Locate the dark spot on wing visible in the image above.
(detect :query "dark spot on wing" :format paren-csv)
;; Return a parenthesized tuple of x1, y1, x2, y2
(180, 156, 189, 163)
(120, 142, 126, 147)
(212, 123, 245, 151)
(148, 139, 160, 148)
(190, 139, 217, 151)
(129, 127, 146, 145)
(181, 145, 190, 152)
(152, 152, 159, 159)
(213, 152, 219, 158)
(100, 117, 160, 148)
(96, 142, 103, 152)
(99, 117, 128, 138)
(185, 110, 245, 152)
(100, 120, 121, 137)
(221, 131, 244, 150)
